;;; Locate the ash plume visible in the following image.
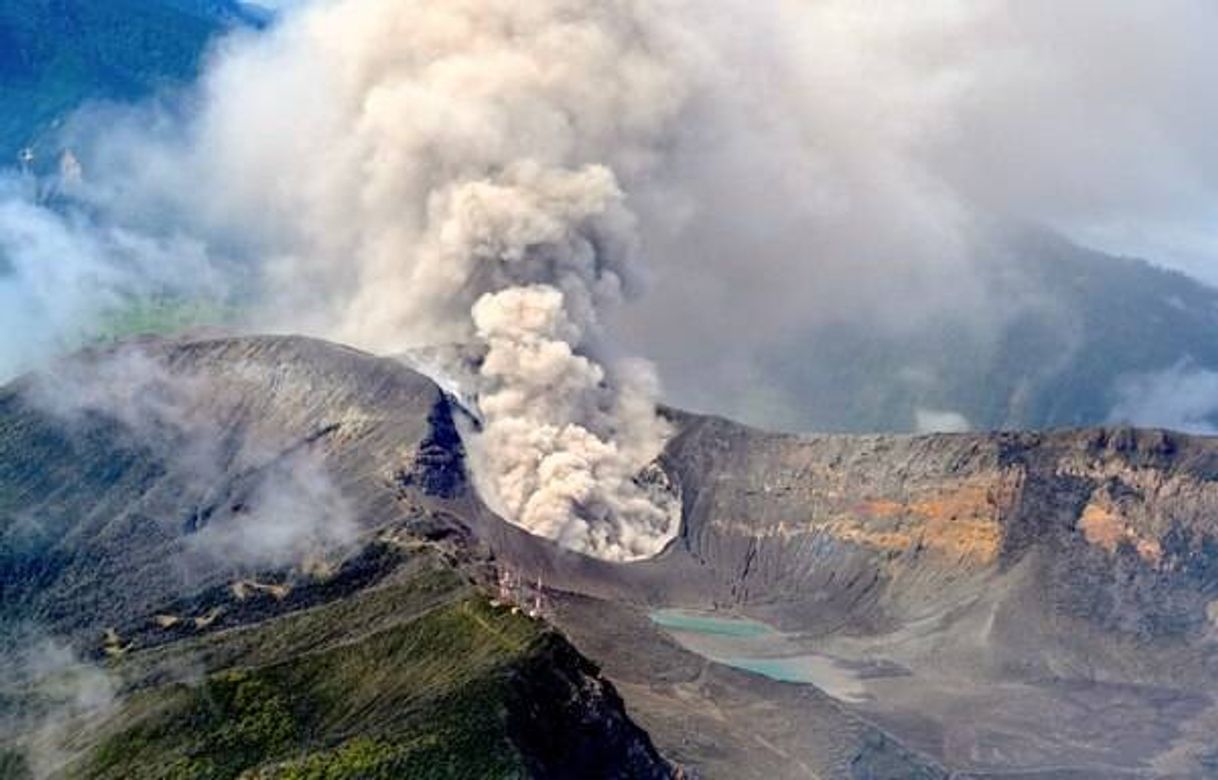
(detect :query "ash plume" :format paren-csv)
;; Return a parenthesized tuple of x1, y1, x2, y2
(159, 0, 693, 560)
(6, 0, 1218, 553)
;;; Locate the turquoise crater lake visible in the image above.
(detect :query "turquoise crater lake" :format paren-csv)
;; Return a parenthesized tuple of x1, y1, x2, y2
(648, 609, 775, 638)
(648, 608, 867, 702)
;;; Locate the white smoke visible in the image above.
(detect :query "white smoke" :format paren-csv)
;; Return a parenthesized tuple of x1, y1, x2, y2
(915, 408, 972, 434)
(0, 175, 223, 380)
(187, 450, 359, 570)
(27, 345, 360, 570)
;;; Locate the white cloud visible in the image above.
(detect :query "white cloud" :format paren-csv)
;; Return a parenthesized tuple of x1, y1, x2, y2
(915, 408, 972, 434)
(1109, 362, 1218, 434)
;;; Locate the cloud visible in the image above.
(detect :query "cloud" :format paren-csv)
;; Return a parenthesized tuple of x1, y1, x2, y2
(26, 344, 360, 570)
(186, 448, 359, 571)
(0, 632, 118, 778)
(613, 0, 1218, 429)
(915, 408, 972, 434)
(0, 175, 227, 381)
(1109, 362, 1218, 434)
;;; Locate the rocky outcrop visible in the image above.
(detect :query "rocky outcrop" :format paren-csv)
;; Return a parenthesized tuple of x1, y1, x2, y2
(481, 407, 1218, 777)
(507, 634, 673, 780)
(616, 417, 1218, 776)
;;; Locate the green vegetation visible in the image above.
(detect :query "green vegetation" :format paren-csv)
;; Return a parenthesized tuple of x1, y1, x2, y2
(77, 598, 542, 779)
(94, 297, 236, 342)
(0, 749, 31, 779)
(262, 736, 464, 779)
(0, 0, 253, 163)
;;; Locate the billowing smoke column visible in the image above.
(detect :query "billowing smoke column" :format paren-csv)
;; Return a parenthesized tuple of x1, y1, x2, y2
(452, 166, 677, 559)
(12, 0, 1218, 451)
(421, 163, 679, 560)
(122, 0, 691, 560)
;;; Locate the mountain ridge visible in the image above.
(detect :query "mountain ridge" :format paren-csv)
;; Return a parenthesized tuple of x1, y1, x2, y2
(6, 334, 1218, 776)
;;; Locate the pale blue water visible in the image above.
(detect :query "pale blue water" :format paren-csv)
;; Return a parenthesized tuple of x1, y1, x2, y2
(648, 609, 775, 638)
(727, 655, 867, 700)
(725, 657, 809, 683)
(649, 609, 868, 701)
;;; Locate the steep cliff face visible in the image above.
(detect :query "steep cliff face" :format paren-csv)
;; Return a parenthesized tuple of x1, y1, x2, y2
(481, 410, 1218, 777)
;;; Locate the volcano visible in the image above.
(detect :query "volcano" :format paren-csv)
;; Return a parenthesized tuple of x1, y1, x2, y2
(3, 334, 1218, 778)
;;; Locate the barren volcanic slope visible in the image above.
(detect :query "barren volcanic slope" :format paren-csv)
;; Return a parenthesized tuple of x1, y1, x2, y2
(5, 335, 1218, 777)
(581, 418, 1218, 778)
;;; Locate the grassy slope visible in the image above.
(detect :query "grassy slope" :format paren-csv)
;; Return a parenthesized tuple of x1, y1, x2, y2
(82, 598, 540, 779)
(0, 338, 669, 779)
(4, 553, 555, 779)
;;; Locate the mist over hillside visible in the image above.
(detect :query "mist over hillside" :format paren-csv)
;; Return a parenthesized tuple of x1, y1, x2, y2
(6, 335, 1218, 777)
(692, 229, 1218, 434)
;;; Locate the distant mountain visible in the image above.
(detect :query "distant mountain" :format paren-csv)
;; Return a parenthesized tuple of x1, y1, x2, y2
(0, 0, 261, 165)
(741, 230, 1218, 434)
